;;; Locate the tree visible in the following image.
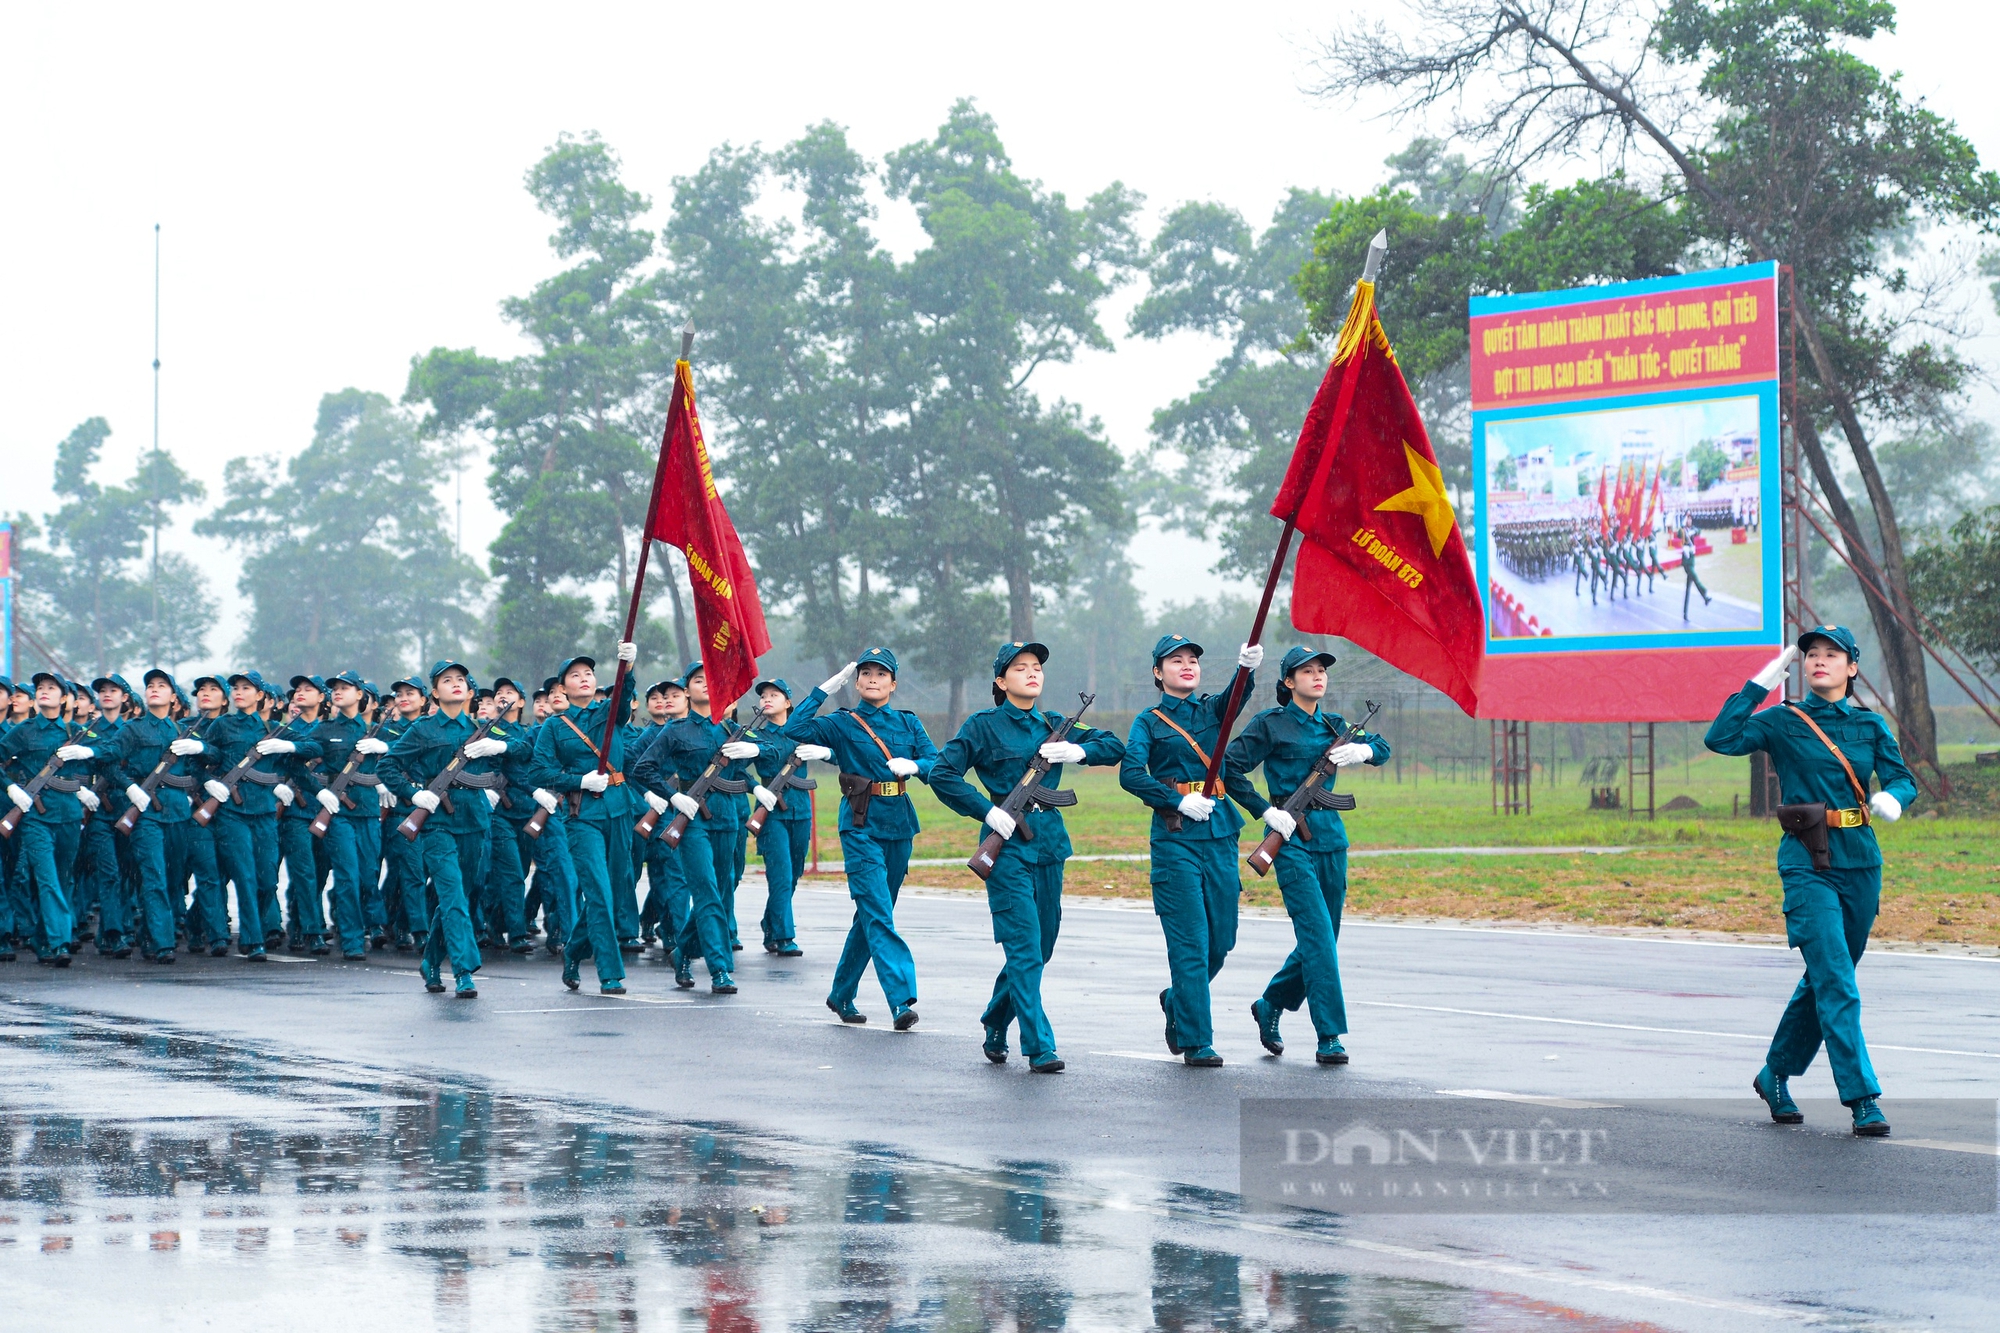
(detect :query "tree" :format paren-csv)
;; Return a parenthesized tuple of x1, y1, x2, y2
(197, 389, 482, 683)
(887, 100, 1139, 639)
(1909, 507, 2000, 676)
(1313, 0, 2000, 778)
(407, 132, 671, 674)
(129, 446, 207, 664)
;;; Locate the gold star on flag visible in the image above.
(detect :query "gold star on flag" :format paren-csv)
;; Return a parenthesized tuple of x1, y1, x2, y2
(1374, 442, 1456, 557)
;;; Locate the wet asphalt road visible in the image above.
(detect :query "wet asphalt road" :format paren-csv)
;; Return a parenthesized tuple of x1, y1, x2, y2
(3, 875, 1997, 1331)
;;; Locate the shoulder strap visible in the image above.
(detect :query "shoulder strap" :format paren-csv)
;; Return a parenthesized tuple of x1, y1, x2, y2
(1782, 703, 1869, 807)
(841, 709, 896, 763)
(556, 713, 604, 763)
(1146, 707, 1211, 769)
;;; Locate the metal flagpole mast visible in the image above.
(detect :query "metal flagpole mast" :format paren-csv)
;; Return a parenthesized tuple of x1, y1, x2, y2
(151, 222, 162, 662)
(1198, 231, 1387, 797)
(598, 319, 695, 767)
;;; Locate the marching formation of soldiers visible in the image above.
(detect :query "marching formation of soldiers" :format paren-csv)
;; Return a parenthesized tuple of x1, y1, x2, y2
(0, 634, 1391, 1074)
(1490, 517, 1727, 619)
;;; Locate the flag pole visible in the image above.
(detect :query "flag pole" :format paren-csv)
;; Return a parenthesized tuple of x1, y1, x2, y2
(1199, 231, 1387, 797)
(598, 319, 695, 770)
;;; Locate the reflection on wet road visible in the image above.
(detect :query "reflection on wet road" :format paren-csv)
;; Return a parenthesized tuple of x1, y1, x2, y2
(0, 1000, 1656, 1331)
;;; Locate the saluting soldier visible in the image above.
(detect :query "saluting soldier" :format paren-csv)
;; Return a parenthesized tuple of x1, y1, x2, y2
(1707, 627, 1915, 1136)
(770, 649, 933, 1027)
(379, 660, 525, 997)
(533, 649, 643, 994)
(1224, 648, 1390, 1067)
(931, 641, 1126, 1073)
(749, 677, 815, 957)
(1, 671, 95, 964)
(1120, 635, 1262, 1067)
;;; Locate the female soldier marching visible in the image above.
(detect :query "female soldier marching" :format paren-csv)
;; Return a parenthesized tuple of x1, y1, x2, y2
(931, 641, 1125, 1073)
(1119, 635, 1261, 1067)
(1706, 626, 1914, 1136)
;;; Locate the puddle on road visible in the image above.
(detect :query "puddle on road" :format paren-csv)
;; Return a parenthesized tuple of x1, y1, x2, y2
(0, 1002, 1658, 1331)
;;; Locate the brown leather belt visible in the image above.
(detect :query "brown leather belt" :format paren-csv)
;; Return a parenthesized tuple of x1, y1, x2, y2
(870, 780, 906, 797)
(1171, 780, 1213, 795)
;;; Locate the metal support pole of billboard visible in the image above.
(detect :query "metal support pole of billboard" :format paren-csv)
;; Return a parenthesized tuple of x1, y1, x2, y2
(1627, 722, 1655, 821)
(1491, 719, 1531, 815)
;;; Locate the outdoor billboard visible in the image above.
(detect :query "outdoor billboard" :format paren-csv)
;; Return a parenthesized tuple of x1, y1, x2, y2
(1469, 262, 1784, 721)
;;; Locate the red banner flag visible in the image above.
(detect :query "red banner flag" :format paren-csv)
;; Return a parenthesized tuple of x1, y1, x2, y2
(646, 358, 772, 719)
(1279, 280, 1484, 714)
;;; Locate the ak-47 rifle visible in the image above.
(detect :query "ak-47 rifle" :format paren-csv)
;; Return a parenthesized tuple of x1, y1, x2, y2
(309, 712, 395, 839)
(653, 718, 751, 849)
(114, 718, 203, 837)
(0, 721, 83, 840)
(968, 693, 1093, 882)
(192, 718, 304, 828)
(745, 746, 816, 837)
(1244, 700, 1381, 877)
(396, 718, 504, 842)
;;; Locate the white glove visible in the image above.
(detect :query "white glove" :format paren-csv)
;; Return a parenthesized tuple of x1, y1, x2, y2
(886, 756, 918, 778)
(412, 790, 441, 812)
(462, 737, 507, 759)
(1176, 791, 1214, 822)
(794, 744, 832, 762)
(721, 740, 760, 760)
(355, 737, 389, 755)
(6, 784, 31, 812)
(579, 770, 609, 793)
(381, 790, 398, 809)
(1328, 742, 1373, 768)
(819, 661, 858, 695)
(316, 789, 340, 814)
(1039, 740, 1086, 765)
(274, 783, 294, 807)
(1870, 791, 1902, 822)
(126, 784, 152, 812)
(57, 744, 95, 762)
(1263, 807, 1297, 841)
(671, 792, 701, 819)
(171, 737, 204, 756)
(533, 788, 558, 813)
(983, 805, 1017, 839)
(1237, 642, 1264, 670)
(616, 640, 637, 664)
(753, 784, 778, 811)
(77, 786, 101, 813)
(203, 780, 230, 804)
(644, 790, 670, 815)
(484, 788, 502, 808)
(1752, 645, 1799, 692)
(256, 737, 296, 755)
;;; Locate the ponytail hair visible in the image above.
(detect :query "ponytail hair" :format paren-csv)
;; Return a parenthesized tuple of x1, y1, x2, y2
(1275, 681, 1292, 705)
(992, 682, 1007, 706)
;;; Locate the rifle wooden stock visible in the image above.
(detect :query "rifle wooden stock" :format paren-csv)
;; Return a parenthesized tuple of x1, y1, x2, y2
(1246, 828, 1286, 877)
(192, 793, 222, 827)
(396, 804, 431, 841)
(523, 802, 551, 839)
(0, 802, 24, 840)
(633, 805, 662, 840)
(970, 829, 1005, 880)
(659, 809, 691, 848)
(113, 802, 142, 837)
(744, 801, 772, 836)
(307, 800, 340, 839)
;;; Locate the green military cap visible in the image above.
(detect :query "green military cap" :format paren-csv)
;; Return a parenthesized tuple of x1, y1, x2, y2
(191, 674, 225, 694)
(1278, 646, 1337, 677)
(326, 669, 366, 692)
(289, 673, 328, 695)
(490, 676, 522, 696)
(226, 670, 259, 690)
(31, 670, 64, 691)
(855, 646, 899, 677)
(427, 659, 471, 683)
(990, 641, 1047, 678)
(753, 677, 792, 699)
(1150, 633, 1203, 662)
(394, 676, 429, 696)
(680, 660, 705, 681)
(1796, 624, 1860, 664)
(646, 678, 683, 699)
(92, 673, 137, 698)
(539, 675, 561, 695)
(142, 667, 180, 693)
(554, 655, 595, 684)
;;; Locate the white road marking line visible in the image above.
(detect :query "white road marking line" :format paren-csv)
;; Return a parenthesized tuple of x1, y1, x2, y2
(1090, 1050, 1182, 1063)
(1885, 1138, 1999, 1156)
(1437, 1089, 1623, 1109)
(1357, 999, 2000, 1060)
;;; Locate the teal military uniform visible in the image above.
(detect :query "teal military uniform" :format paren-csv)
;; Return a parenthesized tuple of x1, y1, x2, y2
(530, 664, 634, 989)
(0, 680, 91, 961)
(1224, 651, 1390, 1050)
(102, 673, 200, 960)
(750, 678, 812, 955)
(630, 698, 777, 989)
(193, 682, 301, 957)
(273, 690, 330, 952)
(773, 648, 937, 1016)
(485, 691, 553, 955)
(379, 665, 529, 988)
(307, 674, 390, 959)
(1705, 626, 1917, 1106)
(1120, 635, 1252, 1056)
(931, 642, 1125, 1065)
(71, 699, 131, 955)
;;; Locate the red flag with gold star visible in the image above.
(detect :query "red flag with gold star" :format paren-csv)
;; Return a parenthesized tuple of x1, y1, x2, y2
(1278, 279, 1484, 713)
